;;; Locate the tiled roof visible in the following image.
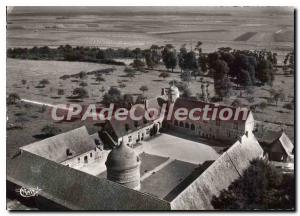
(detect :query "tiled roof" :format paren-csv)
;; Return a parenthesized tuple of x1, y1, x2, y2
(7, 151, 171, 210)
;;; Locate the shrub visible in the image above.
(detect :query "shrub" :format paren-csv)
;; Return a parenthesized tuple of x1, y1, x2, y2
(79, 82, 88, 87)
(139, 85, 149, 94)
(21, 79, 27, 85)
(96, 76, 105, 82)
(283, 102, 294, 110)
(41, 125, 61, 137)
(7, 93, 20, 105)
(59, 75, 71, 80)
(119, 83, 126, 88)
(131, 59, 145, 69)
(57, 89, 65, 95)
(159, 72, 170, 80)
(39, 79, 50, 85)
(73, 87, 88, 98)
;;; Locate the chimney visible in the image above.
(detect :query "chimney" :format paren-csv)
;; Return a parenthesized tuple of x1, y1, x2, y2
(161, 88, 166, 96)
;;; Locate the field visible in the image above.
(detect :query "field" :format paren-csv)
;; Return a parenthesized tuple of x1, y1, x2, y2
(7, 8, 294, 63)
(6, 57, 294, 158)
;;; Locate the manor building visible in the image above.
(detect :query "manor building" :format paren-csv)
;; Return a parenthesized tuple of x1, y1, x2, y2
(99, 84, 255, 145)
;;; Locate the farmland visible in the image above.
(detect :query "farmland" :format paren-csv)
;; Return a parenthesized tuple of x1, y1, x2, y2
(7, 7, 294, 62)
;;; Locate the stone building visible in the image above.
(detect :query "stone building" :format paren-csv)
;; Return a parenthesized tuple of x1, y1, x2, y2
(99, 98, 166, 148)
(166, 98, 254, 142)
(106, 143, 141, 190)
(20, 126, 104, 169)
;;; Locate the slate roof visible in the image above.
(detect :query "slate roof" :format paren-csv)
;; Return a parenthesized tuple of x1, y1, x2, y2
(169, 131, 263, 210)
(271, 132, 294, 156)
(7, 151, 171, 210)
(20, 126, 96, 163)
(104, 104, 158, 140)
(255, 129, 282, 145)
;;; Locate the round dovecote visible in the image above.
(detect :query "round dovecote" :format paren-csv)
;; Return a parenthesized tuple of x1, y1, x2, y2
(105, 143, 141, 190)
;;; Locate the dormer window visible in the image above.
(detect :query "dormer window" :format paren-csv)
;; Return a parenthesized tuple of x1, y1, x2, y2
(66, 148, 73, 156)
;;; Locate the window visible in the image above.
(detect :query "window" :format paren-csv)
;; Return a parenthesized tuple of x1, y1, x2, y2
(90, 152, 93, 158)
(185, 122, 190, 128)
(78, 158, 80, 163)
(128, 136, 132, 142)
(191, 124, 195, 131)
(179, 122, 184, 127)
(146, 128, 150, 135)
(174, 120, 178, 126)
(84, 156, 88, 163)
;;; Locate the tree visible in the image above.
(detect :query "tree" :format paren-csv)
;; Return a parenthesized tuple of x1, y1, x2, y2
(181, 88, 193, 99)
(132, 48, 142, 60)
(7, 93, 20, 105)
(144, 49, 155, 69)
(96, 75, 105, 83)
(78, 71, 87, 80)
(72, 87, 88, 98)
(198, 53, 208, 74)
(122, 94, 134, 109)
(162, 45, 177, 72)
(212, 159, 295, 210)
(41, 125, 61, 137)
(231, 99, 242, 107)
(39, 79, 50, 85)
(257, 58, 274, 85)
(178, 45, 188, 72)
(131, 59, 145, 70)
(270, 89, 285, 106)
(181, 71, 192, 85)
(124, 67, 136, 79)
(212, 59, 231, 98)
(258, 101, 268, 111)
(102, 87, 122, 107)
(159, 72, 170, 80)
(184, 51, 198, 71)
(21, 79, 27, 85)
(139, 85, 149, 94)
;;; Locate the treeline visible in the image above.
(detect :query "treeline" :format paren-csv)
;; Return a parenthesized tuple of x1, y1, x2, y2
(6, 45, 144, 66)
(142, 43, 279, 98)
(7, 43, 284, 99)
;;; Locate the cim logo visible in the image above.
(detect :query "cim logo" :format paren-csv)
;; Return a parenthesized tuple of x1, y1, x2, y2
(15, 186, 41, 198)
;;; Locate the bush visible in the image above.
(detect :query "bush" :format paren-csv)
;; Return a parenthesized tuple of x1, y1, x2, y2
(21, 79, 27, 85)
(131, 59, 145, 69)
(283, 102, 294, 110)
(119, 83, 126, 88)
(72, 87, 89, 98)
(139, 85, 149, 93)
(41, 125, 61, 137)
(39, 79, 50, 85)
(79, 82, 88, 87)
(7, 93, 20, 105)
(59, 75, 71, 80)
(57, 89, 65, 95)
